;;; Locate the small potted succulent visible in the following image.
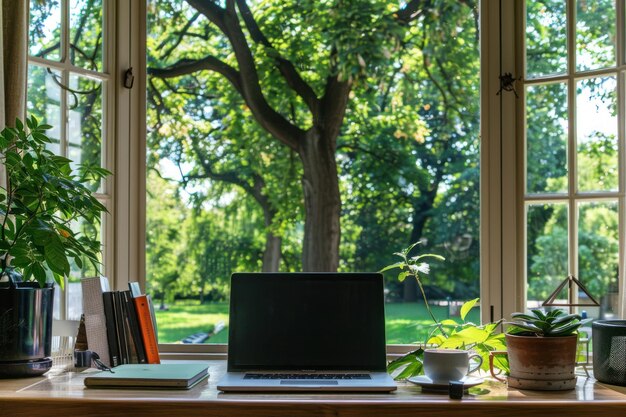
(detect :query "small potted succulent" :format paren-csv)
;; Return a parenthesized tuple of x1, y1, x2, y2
(490, 309, 589, 391)
(0, 116, 109, 378)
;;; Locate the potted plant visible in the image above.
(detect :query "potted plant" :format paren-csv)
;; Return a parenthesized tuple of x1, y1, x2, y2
(490, 309, 589, 390)
(382, 242, 508, 380)
(0, 116, 109, 378)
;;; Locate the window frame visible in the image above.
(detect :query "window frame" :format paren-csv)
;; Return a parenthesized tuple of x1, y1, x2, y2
(26, 0, 117, 319)
(70, 0, 626, 353)
(504, 0, 626, 318)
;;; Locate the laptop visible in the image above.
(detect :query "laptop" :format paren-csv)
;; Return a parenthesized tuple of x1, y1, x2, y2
(217, 272, 397, 392)
(84, 363, 209, 389)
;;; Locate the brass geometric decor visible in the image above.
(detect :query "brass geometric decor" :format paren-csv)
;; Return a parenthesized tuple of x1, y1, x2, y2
(542, 275, 600, 311)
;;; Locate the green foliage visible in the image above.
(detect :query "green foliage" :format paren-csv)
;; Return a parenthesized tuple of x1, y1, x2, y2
(387, 298, 508, 380)
(507, 309, 590, 337)
(0, 116, 109, 287)
(146, 0, 482, 298)
(382, 243, 507, 380)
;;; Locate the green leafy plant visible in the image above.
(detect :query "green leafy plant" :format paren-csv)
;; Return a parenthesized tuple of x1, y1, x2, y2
(0, 116, 110, 287)
(382, 242, 508, 380)
(507, 309, 589, 337)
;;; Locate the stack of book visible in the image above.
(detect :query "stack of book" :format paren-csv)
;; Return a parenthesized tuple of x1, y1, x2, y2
(81, 278, 160, 367)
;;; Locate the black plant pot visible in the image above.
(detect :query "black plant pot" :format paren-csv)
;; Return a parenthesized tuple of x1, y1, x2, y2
(0, 281, 55, 378)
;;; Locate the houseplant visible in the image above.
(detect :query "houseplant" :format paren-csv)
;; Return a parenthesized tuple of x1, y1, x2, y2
(0, 116, 109, 377)
(490, 309, 589, 390)
(383, 242, 508, 380)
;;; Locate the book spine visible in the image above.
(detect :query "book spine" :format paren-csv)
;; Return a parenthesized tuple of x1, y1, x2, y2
(123, 290, 147, 364)
(81, 277, 111, 367)
(134, 295, 160, 364)
(114, 291, 130, 364)
(102, 291, 120, 367)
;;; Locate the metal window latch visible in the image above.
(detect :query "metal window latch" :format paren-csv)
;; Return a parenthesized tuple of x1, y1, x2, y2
(497, 72, 520, 98)
(124, 67, 135, 89)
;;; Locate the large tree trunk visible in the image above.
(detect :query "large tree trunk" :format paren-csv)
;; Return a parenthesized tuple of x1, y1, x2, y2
(261, 207, 282, 272)
(404, 191, 437, 301)
(299, 129, 341, 271)
(262, 233, 282, 272)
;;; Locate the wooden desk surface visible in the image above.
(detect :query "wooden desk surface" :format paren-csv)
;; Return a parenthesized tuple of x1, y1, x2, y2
(1, 360, 626, 417)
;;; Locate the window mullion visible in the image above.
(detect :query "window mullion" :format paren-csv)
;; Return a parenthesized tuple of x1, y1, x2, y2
(618, 0, 626, 318)
(566, 0, 579, 306)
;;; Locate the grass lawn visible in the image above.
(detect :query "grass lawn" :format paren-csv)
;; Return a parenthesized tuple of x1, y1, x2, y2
(155, 301, 481, 344)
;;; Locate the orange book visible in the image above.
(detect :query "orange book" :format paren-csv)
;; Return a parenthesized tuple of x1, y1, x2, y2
(133, 295, 160, 364)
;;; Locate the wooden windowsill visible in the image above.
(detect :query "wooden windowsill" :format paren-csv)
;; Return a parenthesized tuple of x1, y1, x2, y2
(1, 359, 626, 417)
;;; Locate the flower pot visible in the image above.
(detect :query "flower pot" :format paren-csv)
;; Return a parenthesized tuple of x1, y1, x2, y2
(0, 282, 54, 378)
(504, 333, 578, 390)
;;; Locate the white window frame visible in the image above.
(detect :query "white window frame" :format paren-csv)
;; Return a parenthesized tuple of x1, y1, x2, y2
(27, 0, 116, 319)
(498, 0, 626, 319)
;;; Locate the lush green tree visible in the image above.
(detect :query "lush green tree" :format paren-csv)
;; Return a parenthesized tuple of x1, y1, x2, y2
(148, 0, 454, 271)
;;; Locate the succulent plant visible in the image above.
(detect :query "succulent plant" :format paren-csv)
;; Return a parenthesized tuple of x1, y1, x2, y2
(506, 309, 590, 337)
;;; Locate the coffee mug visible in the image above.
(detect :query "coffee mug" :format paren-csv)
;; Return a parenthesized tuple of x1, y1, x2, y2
(423, 349, 483, 382)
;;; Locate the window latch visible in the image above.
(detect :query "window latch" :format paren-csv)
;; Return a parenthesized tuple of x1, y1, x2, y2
(497, 72, 520, 98)
(124, 67, 135, 89)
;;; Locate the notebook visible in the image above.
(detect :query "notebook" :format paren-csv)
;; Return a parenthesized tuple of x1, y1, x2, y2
(84, 363, 209, 389)
(217, 272, 397, 392)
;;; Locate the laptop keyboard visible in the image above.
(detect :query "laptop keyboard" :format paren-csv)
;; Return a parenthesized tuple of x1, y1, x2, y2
(244, 373, 371, 380)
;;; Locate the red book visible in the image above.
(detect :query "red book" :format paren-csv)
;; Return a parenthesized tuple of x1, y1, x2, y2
(133, 295, 160, 364)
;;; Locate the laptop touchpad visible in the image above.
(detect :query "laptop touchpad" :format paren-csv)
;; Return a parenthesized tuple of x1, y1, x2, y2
(280, 380, 338, 385)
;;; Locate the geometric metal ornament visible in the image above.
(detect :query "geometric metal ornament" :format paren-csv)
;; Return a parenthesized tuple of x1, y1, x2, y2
(542, 275, 600, 313)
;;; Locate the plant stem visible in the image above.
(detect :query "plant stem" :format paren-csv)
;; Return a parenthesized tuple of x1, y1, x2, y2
(414, 275, 448, 338)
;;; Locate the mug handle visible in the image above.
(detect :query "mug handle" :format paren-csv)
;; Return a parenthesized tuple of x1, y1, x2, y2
(468, 353, 483, 374)
(489, 351, 508, 382)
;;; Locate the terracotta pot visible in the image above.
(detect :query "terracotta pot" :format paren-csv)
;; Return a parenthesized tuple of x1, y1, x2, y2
(504, 333, 578, 390)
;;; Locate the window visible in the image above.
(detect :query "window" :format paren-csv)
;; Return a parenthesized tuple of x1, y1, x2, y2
(27, 0, 114, 320)
(503, 0, 626, 319)
(145, 1, 481, 344)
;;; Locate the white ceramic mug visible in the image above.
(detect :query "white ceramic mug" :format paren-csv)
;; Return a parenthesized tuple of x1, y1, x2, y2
(423, 349, 483, 382)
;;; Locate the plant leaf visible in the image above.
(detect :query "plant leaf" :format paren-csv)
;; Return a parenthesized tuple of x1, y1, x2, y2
(460, 298, 479, 321)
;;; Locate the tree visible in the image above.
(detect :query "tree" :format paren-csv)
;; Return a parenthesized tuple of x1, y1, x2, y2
(148, 0, 440, 271)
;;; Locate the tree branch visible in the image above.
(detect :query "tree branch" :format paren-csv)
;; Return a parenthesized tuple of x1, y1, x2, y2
(158, 12, 202, 61)
(320, 75, 352, 142)
(148, 56, 244, 96)
(395, 0, 431, 24)
(235, 0, 320, 117)
(181, 0, 304, 150)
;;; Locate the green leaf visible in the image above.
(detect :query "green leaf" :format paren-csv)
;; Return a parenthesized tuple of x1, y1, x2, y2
(460, 298, 479, 321)
(397, 271, 410, 282)
(379, 261, 405, 273)
(44, 242, 70, 276)
(439, 326, 489, 348)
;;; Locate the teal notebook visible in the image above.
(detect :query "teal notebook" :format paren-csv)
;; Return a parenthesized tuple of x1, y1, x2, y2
(84, 363, 209, 389)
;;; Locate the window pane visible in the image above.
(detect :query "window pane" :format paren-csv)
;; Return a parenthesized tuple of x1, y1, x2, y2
(67, 74, 104, 192)
(147, 1, 481, 344)
(70, 0, 104, 72)
(576, 76, 617, 192)
(29, 0, 61, 60)
(576, 0, 616, 71)
(526, 203, 569, 309)
(526, 0, 567, 78)
(27, 65, 62, 154)
(69, 213, 103, 282)
(578, 201, 618, 319)
(526, 82, 568, 194)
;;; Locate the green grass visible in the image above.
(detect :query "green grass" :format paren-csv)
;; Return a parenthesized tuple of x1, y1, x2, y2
(155, 301, 481, 344)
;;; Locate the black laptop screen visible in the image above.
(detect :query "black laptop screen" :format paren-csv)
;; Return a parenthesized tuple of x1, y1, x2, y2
(227, 273, 387, 372)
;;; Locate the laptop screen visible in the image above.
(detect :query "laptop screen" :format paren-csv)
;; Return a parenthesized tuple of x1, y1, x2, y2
(227, 273, 387, 372)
